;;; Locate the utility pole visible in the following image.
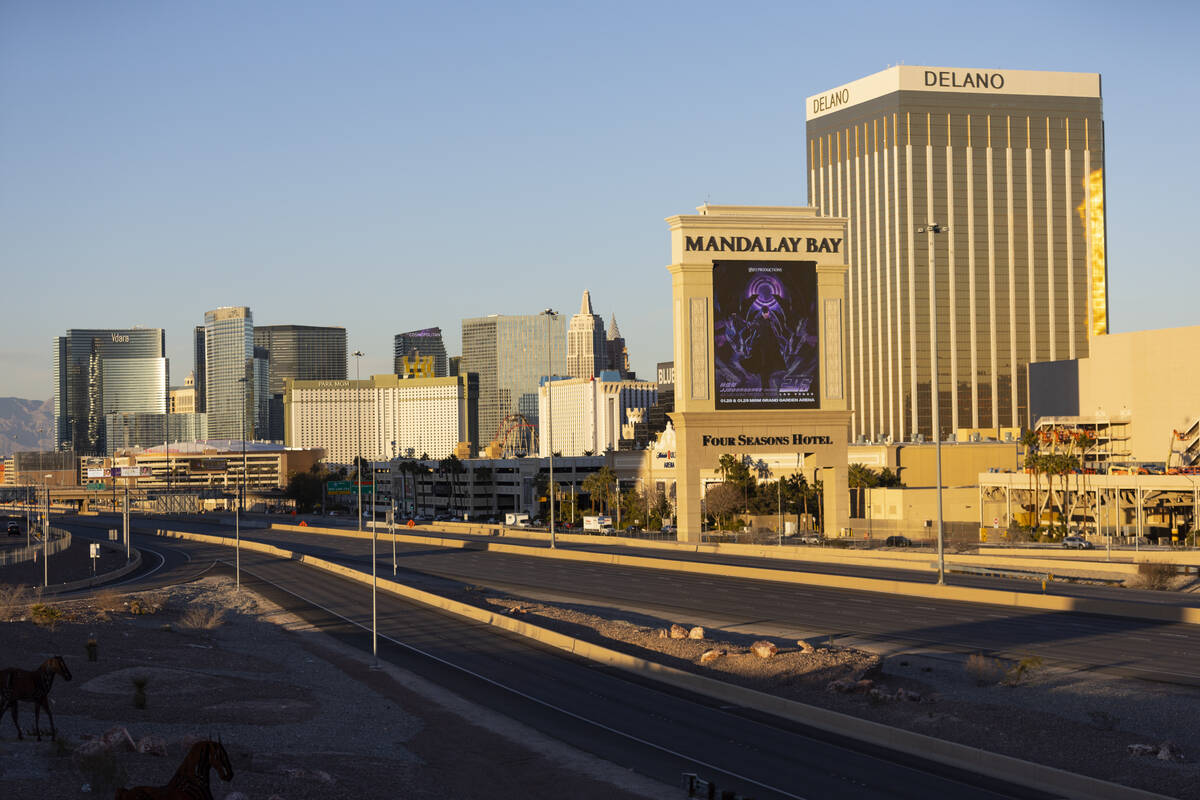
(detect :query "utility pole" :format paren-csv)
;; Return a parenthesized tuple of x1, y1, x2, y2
(123, 483, 130, 563)
(236, 375, 248, 590)
(353, 350, 364, 532)
(43, 476, 51, 588)
(777, 474, 783, 546)
(541, 309, 557, 548)
(918, 222, 949, 585)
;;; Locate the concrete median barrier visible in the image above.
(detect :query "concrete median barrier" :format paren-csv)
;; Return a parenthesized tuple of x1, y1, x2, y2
(264, 522, 1200, 625)
(154, 527, 1168, 800)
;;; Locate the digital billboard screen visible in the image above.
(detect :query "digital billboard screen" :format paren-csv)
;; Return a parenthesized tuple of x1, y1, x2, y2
(713, 260, 819, 409)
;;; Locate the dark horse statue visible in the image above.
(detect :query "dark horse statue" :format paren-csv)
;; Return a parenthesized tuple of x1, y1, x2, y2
(0, 655, 72, 740)
(115, 738, 234, 800)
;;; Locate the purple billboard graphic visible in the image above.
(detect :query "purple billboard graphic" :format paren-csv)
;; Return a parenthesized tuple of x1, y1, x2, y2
(713, 260, 819, 409)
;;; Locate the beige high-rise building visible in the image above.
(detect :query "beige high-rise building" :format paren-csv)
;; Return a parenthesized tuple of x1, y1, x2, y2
(537, 376, 657, 457)
(806, 66, 1107, 443)
(169, 373, 197, 414)
(566, 290, 607, 380)
(283, 374, 477, 464)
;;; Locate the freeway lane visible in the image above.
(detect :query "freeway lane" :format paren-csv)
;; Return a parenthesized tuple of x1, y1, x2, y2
(133, 513, 1199, 608)
(140, 518, 1200, 686)
(60, 515, 1200, 684)
(108, 528, 1048, 800)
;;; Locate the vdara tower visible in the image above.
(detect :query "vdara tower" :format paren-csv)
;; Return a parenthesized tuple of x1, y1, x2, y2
(806, 66, 1107, 443)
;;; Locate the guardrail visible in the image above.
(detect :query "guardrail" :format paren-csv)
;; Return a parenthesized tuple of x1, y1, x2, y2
(0, 526, 72, 566)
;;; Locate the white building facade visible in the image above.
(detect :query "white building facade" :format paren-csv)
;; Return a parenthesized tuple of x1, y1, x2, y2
(538, 375, 657, 457)
(284, 374, 475, 464)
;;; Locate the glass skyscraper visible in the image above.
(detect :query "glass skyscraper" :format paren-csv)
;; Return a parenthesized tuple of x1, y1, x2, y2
(461, 313, 565, 449)
(254, 324, 347, 440)
(204, 307, 256, 441)
(53, 328, 167, 455)
(393, 328, 448, 377)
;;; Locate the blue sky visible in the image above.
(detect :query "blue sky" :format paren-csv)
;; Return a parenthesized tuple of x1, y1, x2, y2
(2, 0, 1197, 401)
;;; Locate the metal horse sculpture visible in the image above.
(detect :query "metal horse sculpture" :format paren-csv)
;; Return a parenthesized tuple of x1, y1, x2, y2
(0, 654, 72, 740)
(115, 738, 234, 800)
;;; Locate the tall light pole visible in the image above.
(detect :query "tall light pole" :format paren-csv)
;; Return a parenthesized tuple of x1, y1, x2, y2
(918, 222, 949, 585)
(236, 375, 248, 590)
(353, 351, 364, 532)
(541, 309, 557, 549)
(43, 473, 51, 588)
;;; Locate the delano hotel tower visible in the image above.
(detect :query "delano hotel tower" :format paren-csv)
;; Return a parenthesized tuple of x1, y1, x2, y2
(806, 66, 1107, 442)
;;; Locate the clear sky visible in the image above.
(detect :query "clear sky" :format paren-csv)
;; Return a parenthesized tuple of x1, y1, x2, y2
(2, 0, 1197, 401)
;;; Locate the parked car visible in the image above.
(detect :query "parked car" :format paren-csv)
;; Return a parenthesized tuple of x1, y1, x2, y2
(624, 525, 641, 534)
(798, 533, 823, 545)
(6, 521, 19, 537)
(884, 535, 912, 548)
(1062, 535, 1094, 549)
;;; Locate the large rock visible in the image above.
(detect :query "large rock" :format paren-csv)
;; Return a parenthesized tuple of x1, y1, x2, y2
(699, 649, 725, 665)
(669, 624, 689, 639)
(687, 626, 706, 640)
(136, 735, 168, 756)
(99, 726, 135, 751)
(751, 640, 778, 659)
(795, 639, 815, 654)
(1157, 742, 1185, 762)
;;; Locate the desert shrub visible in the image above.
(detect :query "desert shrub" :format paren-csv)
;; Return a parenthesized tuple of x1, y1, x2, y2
(1005, 655, 1043, 685)
(93, 588, 124, 613)
(0, 583, 35, 621)
(75, 747, 128, 792)
(131, 676, 148, 709)
(965, 652, 1006, 686)
(1131, 562, 1176, 591)
(31, 602, 65, 629)
(178, 605, 226, 631)
(128, 592, 166, 615)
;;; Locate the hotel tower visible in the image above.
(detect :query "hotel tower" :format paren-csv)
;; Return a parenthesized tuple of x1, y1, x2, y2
(806, 66, 1107, 442)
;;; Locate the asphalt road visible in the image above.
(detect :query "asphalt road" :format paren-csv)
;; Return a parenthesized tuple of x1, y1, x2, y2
(61, 514, 1200, 687)
(62, 522, 1054, 800)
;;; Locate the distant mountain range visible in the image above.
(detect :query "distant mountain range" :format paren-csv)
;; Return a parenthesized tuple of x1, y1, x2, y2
(0, 398, 54, 457)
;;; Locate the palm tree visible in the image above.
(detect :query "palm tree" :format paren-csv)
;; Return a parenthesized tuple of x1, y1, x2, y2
(717, 453, 739, 483)
(1020, 429, 1041, 536)
(439, 454, 466, 516)
(847, 463, 877, 519)
(582, 467, 617, 514)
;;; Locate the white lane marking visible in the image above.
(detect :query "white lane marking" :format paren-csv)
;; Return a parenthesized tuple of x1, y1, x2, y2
(108, 546, 168, 586)
(231, 560, 810, 800)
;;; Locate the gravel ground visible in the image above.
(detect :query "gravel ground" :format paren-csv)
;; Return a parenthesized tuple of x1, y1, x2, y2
(1, 573, 1197, 799)
(0, 579, 677, 800)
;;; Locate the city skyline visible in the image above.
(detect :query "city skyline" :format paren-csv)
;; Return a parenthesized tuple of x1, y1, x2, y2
(3, 2, 1199, 401)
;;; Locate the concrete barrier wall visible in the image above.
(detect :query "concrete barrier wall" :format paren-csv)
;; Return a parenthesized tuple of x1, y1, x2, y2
(42, 549, 143, 596)
(280, 521, 1146, 577)
(155, 528, 1168, 800)
(268, 523, 1200, 625)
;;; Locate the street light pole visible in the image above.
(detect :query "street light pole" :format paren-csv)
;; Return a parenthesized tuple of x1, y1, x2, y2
(236, 375, 248, 590)
(918, 222, 949, 585)
(353, 350, 364, 532)
(43, 474, 51, 588)
(541, 310, 557, 549)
